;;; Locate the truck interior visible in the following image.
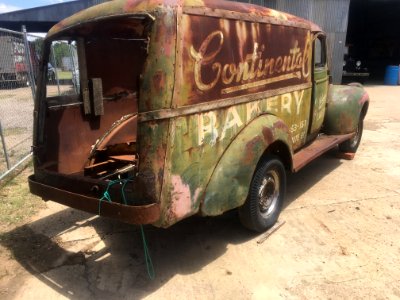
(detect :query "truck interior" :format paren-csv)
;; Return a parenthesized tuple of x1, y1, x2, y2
(39, 16, 152, 181)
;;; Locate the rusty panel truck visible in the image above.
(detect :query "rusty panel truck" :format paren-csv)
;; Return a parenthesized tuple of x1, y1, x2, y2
(29, 0, 369, 232)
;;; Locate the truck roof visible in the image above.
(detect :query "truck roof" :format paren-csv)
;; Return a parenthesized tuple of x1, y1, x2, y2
(47, 0, 322, 38)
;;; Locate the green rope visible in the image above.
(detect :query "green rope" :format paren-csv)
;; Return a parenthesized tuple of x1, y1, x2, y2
(98, 179, 120, 215)
(140, 225, 155, 280)
(121, 178, 130, 205)
(98, 177, 155, 280)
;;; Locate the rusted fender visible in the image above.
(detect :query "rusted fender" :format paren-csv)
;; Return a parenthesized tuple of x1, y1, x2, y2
(201, 114, 292, 216)
(323, 84, 369, 135)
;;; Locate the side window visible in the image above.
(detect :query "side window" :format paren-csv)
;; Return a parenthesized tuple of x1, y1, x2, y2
(46, 40, 80, 98)
(314, 36, 326, 68)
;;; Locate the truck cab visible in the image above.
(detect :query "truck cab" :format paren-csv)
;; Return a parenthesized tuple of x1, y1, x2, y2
(29, 0, 369, 232)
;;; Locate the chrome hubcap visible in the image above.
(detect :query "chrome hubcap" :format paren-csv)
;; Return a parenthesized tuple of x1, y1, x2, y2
(258, 170, 279, 217)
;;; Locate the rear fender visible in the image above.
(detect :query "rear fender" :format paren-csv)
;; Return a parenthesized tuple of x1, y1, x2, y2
(201, 114, 292, 216)
(323, 84, 369, 134)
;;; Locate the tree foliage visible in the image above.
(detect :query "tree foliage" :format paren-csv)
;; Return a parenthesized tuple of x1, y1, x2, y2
(50, 42, 72, 68)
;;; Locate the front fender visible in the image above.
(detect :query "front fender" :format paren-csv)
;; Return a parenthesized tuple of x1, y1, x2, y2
(324, 84, 369, 135)
(201, 114, 292, 216)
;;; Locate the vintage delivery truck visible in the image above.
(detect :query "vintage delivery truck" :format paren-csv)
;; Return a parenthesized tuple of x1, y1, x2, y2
(29, 0, 369, 232)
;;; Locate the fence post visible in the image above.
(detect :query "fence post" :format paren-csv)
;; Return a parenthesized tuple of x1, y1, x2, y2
(68, 43, 78, 94)
(22, 25, 36, 99)
(0, 120, 11, 170)
(51, 43, 61, 96)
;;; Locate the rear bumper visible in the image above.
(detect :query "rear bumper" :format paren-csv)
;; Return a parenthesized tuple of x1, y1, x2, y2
(28, 175, 160, 225)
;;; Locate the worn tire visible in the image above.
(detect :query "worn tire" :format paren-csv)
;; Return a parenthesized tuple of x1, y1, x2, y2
(339, 118, 363, 153)
(239, 156, 286, 232)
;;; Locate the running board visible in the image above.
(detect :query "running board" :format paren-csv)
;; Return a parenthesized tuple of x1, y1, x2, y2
(292, 133, 354, 172)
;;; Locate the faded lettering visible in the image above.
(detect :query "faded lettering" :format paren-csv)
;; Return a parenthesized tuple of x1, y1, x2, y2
(190, 30, 312, 94)
(220, 107, 243, 140)
(190, 31, 224, 91)
(198, 90, 308, 146)
(198, 111, 219, 146)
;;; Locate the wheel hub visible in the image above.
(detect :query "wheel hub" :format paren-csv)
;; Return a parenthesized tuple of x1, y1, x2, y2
(258, 170, 279, 217)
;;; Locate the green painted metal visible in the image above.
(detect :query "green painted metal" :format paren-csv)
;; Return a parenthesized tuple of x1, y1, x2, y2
(134, 8, 177, 203)
(201, 114, 292, 216)
(155, 88, 312, 226)
(310, 68, 328, 137)
(324, 85, 369, 135)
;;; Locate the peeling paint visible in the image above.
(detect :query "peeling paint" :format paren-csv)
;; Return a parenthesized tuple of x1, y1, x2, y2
(170, 175, 193, 219)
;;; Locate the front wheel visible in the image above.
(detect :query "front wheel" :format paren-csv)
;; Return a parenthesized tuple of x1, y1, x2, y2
(339, 118, 363, 153)
(239, 156, 286, 232)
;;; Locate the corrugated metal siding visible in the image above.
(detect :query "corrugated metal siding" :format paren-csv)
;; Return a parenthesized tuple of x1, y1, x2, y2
(232, 0, 350, 84)
(324, 0, 349, 32)
(276, 0, 313, 20)
(263, 0, 277, 7)
(312, 0, 350, 83)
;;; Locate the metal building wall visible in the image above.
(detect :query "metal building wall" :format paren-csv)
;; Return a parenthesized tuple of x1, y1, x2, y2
(234, 0, 351, 84)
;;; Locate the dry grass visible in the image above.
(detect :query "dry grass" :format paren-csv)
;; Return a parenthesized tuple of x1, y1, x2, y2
(0, 165, 45, 232)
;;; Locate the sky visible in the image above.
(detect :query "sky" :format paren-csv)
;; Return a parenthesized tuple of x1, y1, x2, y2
(0, 0, 68, 13)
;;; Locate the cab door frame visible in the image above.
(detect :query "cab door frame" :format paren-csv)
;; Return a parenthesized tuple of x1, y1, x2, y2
(307, 32, 329, 142)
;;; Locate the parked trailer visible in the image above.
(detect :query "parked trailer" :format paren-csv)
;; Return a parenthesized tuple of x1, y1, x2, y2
(0, 35, 29, 87)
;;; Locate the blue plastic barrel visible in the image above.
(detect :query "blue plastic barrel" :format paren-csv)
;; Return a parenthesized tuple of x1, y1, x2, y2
(384, 65, 399, 85)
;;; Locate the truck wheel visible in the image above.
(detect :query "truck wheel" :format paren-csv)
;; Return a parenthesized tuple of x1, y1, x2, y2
(339, 118, 363, 153)
(239, 156, 286, 232)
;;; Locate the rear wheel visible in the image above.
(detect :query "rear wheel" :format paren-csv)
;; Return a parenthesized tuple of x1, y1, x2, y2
(339, 118, 363, 153)
(239, 156, 286, 232)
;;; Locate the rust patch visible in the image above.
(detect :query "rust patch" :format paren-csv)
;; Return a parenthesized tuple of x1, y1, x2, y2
(262, 126, 274, 145)
(153, 71, 166, 93)
(359, 91, 369, 105)
(243, 135, 263, 164)
(338, 112, 355, 133)
(336, 152, 356, 160)
(178, 13, 312, 107)
(29, 176, 160, 224)
(272, 120, 288, 130)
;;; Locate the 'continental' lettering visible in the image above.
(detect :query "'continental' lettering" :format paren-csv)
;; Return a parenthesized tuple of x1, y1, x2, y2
(190, 30, 312, 94)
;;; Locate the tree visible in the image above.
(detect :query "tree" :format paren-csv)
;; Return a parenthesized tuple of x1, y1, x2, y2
(50, 42, 71, 68)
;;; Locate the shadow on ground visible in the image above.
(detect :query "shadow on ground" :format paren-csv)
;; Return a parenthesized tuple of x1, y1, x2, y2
(0, 150, 344, 299)
(1, 208, 253, 299)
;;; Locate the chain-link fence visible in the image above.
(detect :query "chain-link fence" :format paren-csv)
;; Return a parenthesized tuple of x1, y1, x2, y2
(0, 27, 43, 180)
(0, 27, 79, 181)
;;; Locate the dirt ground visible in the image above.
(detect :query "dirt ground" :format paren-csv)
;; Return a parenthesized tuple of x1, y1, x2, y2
(0, 85, 399, 299)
